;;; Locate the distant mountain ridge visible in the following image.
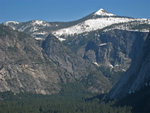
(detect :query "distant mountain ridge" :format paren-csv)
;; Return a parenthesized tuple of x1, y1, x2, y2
(3, 9, 150, 41)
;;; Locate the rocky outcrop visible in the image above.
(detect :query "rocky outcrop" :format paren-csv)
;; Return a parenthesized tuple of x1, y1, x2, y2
(42, 34, 111, 93)
(108, 31, 150, 99)
(64, 30, 147, 73)
(0, 25, 69, 94)
(0, 25, 111, 94)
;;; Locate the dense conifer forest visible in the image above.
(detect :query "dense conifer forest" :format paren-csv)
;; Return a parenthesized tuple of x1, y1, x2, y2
(0, 92, 132, 113)
(0, 83, 132, 113)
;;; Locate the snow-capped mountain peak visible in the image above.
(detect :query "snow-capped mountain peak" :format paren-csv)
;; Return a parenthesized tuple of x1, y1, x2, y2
(94, 8, 115, 16)
(4, 21, 19, 26)
(53, 8, 150, 40)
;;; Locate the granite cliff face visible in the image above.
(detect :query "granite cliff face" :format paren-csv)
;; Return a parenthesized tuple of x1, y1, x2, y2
(0, 25, 111, 94)
(0, 25, 67, 94)
(64, 30, 148, 73)
(108, 32, 150, 99)
(42, 34, 111, 93)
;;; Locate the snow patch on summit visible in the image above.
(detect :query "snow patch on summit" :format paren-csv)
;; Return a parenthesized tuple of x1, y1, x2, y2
(4, 21, 19, 25)
(32, 20, 50, 27)
(53, 17, 135, 37)
(94, 8, 115, 16)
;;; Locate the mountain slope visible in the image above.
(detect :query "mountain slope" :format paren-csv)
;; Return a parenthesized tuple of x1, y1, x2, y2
(108, 31, 150, 99)
(0, 25, 71, 94)
(0, 25, 111, 94)
(3, 9, 150, 85)
(63, 29, 148, 73)
(42, 34, 111, 93)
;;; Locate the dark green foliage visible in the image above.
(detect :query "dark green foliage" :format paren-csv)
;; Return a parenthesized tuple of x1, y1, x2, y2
(0, 91, 132, 113)
(118, 86, 150, 113)
(59, 82, 91, 98)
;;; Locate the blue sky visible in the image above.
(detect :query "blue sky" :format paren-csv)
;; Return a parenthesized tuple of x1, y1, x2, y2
(0, 0, 150, 23)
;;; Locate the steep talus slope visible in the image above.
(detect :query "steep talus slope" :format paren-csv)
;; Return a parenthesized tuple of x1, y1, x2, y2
(108, 31, 150, 99)
(42, 34, 111, 93)
(0, 25, 70, 94)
